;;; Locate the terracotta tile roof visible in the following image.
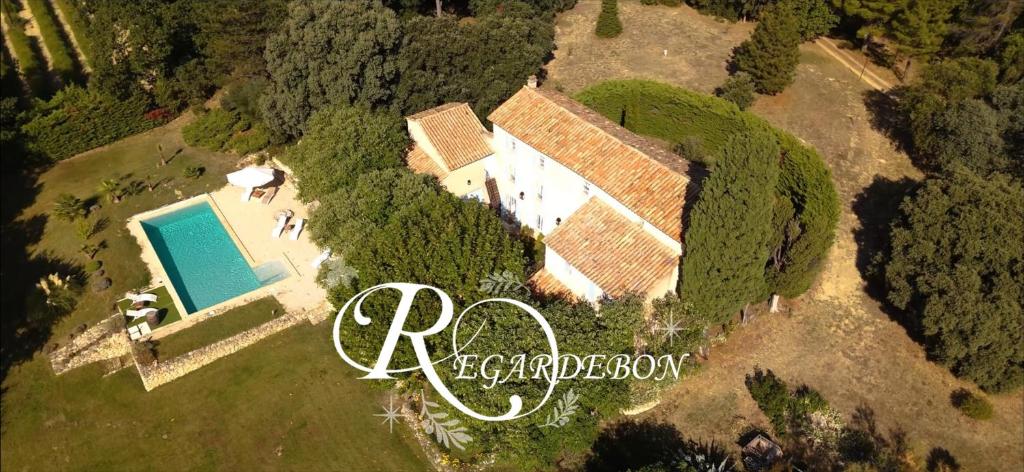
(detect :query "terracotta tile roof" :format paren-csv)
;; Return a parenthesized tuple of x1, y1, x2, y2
(544, 199, 679, 298)
(488, 86, 704, 242)
(406, 144, 449, 180)
(528, 268, 574, 299)
(407, 103, 493, 170)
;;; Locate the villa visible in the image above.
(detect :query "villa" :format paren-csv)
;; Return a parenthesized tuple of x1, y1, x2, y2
(405, 78, 704, 303)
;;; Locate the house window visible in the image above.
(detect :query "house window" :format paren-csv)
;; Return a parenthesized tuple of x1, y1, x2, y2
(556, 217, 562, 226)
(509, 166, 516, 183)
(484, 169, 490, 180)
(583, 181, 591, 196)
(509, 136, 517, 151)
(519, 191, 525, 200)
(537, 185, 544, 200)
(539, 156, 545, 169)
(536, 214, 543, 231)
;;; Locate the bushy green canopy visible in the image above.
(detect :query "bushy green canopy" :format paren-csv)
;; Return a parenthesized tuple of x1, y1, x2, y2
(732, 2, 801, 94)
(885, 170, 1024, 392)
(261, 0, 402, 140)
(282, 104, 408, 202)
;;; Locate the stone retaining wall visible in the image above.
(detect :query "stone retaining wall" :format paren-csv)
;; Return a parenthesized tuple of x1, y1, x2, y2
(136, 312, 303, 391)
(50, 315, 131, 375)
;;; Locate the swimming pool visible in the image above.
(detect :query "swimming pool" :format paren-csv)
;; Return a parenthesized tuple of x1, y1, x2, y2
(141, 202, 287, 313)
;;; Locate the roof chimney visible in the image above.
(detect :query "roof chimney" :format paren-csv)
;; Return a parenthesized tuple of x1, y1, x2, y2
(527, 75, 538, 89)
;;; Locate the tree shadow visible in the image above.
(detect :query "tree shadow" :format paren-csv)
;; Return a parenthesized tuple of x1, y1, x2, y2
(862, 88, 914, 155)
(926, 447, 961, 471)
(851, 176, 921, 337)
(584, 419, 684, 472)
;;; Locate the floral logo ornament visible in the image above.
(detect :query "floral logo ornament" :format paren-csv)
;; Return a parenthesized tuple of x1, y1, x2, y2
(420, 390, 472, 450)
(478, 270, 526, 295)
(539, 388, 579, 428)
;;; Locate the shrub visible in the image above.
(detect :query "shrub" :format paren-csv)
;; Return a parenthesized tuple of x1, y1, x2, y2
(53, 193, 86, 221)
(595, 0, 622, 38)
(84, 260, 102, 273)
(746, 367, 791, 435)
(182, 109, 242, 151)
(226, 124, 271, 155)
(183, 166, 204, 179)
(951, 389, 994, 420)
(22, 86, 163, 160)
(25, 0, 79, 84)
(716, 72, 756, 110)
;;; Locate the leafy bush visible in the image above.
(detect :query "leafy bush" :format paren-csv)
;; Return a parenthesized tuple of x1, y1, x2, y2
(716, 72, 755, 110)
(225, 125, 271, 155)
(182, 109, 242, 151)
(595, 0, 622, 38)
(576, 80, 838, 299)
(951, 389, 994, 420)
(1, 0, 47, 96)
(154, 59, 216, 112)
(22, 86, 163, 160)
(183, 165, 204, 179)
(745, 367, 791, 434)
(25, 0, 79, 84)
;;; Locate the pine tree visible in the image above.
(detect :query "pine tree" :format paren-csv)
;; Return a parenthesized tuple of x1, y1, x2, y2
(595, 0, 623, 38)
(829, 0, 907, 39)
(732, 3, 802, 94)
(890, 0, 958, 58)
(681, 126, 780, 323)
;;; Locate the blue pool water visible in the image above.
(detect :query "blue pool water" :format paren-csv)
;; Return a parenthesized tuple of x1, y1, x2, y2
(142, 202, 285, 313)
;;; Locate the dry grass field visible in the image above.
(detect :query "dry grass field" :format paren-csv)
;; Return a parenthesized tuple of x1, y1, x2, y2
(549, 2, 1024, 469)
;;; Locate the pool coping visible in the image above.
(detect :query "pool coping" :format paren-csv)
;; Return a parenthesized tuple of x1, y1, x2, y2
(126, 193, 297, 328)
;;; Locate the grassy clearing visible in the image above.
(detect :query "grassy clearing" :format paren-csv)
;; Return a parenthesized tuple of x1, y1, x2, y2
(51, 0, 89, 65)
(115, 285, 182, 330)
(0, 322, 430, 470)
(155, 296, 283, 360)
(1, 0, 48, 96)
(25, 0, 78, 83)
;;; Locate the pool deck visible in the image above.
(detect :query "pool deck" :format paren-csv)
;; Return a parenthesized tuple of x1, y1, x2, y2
(126, 178, 328, 339)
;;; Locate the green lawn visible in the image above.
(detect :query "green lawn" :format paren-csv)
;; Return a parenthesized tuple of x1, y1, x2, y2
(155, 296, 283, 360)
(0, 322, 430, 470)
(115, 285, 182, 330)
(1, 116, 431, 470)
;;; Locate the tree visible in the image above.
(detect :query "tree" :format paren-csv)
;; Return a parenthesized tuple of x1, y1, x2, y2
(998, 31, 1024, 84)
(732, 2, 802, 94)
(681, 126, 780, 323)
(53, 194, 86, 221)
(890, 0, 958, 58)
(595, 0, 623, 38)
(191, 0, 287, 79)
(283, 105, 408, 202)
(923, 99, 1009, 175)
(308, 168, 442, 258)
(884, 170, 1024, 392)
(785, 0, 838, 41)
(397, 11, 554, 118)
(828, 0, 907, 39)
(716, 72, 756, 110)
(261, 0, 401, 140)
(86, 0, 182, 98)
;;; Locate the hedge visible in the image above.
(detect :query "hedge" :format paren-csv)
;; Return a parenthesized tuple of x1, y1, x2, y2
(51, 0, 91, 65)
(21, 85, 164, 160)
(576, 79, 839, 298)
(184, 108, 271, 155)
(25, 0, 78, 83)
(1, 0, 47, 96)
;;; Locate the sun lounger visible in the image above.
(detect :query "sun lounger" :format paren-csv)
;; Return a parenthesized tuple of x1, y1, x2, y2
(271, 214, 288, 239)
(311, 248, 331, 268)
(289, 218, 305, 240)
(128, 325, 142, 341)
(260, 186, 278, 205)
(126, 292, 158, 304)
(125, 307, 158, 321)
(138, 323, 153, 337)
(241, 186, 254, 202)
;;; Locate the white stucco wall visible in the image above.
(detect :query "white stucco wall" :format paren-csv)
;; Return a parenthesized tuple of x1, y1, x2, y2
(545, 247, 604, 303)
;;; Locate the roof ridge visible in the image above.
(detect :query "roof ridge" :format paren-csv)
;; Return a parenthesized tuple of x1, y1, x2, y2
(405, 102, 471, 121)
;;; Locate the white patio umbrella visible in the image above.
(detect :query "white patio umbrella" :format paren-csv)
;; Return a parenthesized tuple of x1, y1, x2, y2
(226, 167, 276, 188)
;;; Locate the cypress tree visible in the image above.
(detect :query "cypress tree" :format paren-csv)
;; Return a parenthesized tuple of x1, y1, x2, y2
(681, 126, 780, 323)
(732, 2, 801, 94)
(595, 0, 623, 38)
